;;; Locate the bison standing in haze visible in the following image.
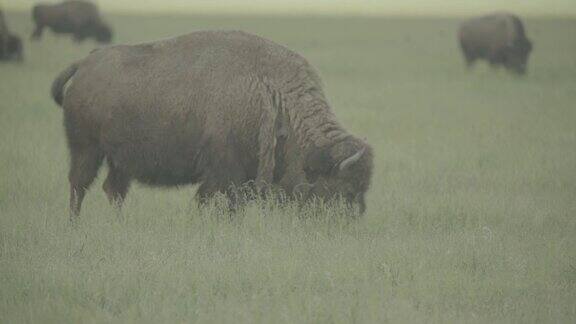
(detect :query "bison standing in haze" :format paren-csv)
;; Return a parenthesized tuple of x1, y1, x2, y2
(0, 10, 23, 61)
(458, 12, 533, 74)
(32, 0, 112, 43)
(51, 30, 373, 219)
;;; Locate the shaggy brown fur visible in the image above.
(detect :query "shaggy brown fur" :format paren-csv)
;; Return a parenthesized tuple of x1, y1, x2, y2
(51, 30, 373, 219)
(458, 12, 533, 75)
(31, 0, 112, 43)
(0, 10, 23, 61)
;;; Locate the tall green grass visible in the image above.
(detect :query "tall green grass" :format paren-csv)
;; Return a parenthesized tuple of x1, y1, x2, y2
(1, 13, 575, 323)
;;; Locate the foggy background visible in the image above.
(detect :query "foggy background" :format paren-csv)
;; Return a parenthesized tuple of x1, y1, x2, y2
(1, 0, 575, 323)
(4, 0, 576, 16)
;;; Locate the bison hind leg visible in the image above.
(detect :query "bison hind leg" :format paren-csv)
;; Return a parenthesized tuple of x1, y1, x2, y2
(459, 42, 476, 69)
(102, 159, 131, 209)
(68, 146, 104, 221)
(31, 24, 44, 40)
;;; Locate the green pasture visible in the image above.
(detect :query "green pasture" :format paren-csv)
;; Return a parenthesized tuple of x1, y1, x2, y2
(1, 12, 575, 323)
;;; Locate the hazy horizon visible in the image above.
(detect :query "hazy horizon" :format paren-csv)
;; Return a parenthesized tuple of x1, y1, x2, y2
(3, 0, 576, 17)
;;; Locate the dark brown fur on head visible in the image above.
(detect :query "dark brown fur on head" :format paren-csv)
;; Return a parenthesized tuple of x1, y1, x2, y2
(304, 138, 373, 214)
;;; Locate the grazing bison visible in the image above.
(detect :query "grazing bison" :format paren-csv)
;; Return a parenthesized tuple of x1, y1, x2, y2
(31, 0, 112, 43)
(0, 10, 23, 61)
(51, 30, 373, 219)
(458, 12, 533, 74)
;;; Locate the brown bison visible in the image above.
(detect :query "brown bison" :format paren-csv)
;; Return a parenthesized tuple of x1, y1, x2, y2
(32, 0, 112, 43)
(458, 12, 533, 74)
(51, 30, 373, 219)
(0, 10, 23, 61)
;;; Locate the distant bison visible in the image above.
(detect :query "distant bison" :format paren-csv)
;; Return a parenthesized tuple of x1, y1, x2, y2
(32, 0, 112, 43)
(0, 10, 23, 61)
(458, 12, 533, 74)
(51, 30, 373, 219)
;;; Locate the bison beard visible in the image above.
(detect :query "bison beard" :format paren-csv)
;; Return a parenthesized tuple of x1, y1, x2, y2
(51, 30, 373, 220)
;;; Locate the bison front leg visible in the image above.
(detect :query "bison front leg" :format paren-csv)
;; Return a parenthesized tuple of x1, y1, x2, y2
(73, 32, 87, 43)
(463, 54, 477, 69)
(459, 43, 477, 69)
(31, 24, 44, 40)
(196, 180, 246, 212)
(196, 161, 248, 212)
(15, 47, 23, 62)
(68, 146, 104, 221)
(10, 36, 23, 62)
(102, 159, 130, 209)
(488, 49, 507, 70)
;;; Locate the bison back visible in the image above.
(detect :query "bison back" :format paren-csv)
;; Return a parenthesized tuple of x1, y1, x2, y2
(63, 31, 308, 184)
(459, 13, 521, 55)
(33, 0, 100, 29)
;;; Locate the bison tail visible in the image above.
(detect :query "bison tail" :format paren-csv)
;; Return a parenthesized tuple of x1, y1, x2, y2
(51, 62, 79, 107)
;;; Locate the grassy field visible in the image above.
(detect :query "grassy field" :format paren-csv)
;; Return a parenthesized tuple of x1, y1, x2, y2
(1, 12, 576, 323)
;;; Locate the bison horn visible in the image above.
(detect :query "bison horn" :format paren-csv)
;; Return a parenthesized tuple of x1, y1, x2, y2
(338, 148, 365, 171)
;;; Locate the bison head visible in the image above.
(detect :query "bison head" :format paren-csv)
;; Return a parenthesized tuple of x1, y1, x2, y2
(94, 24, 113, 44)
(302, 139, 373, 214)
(506, 38, 533, 75)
